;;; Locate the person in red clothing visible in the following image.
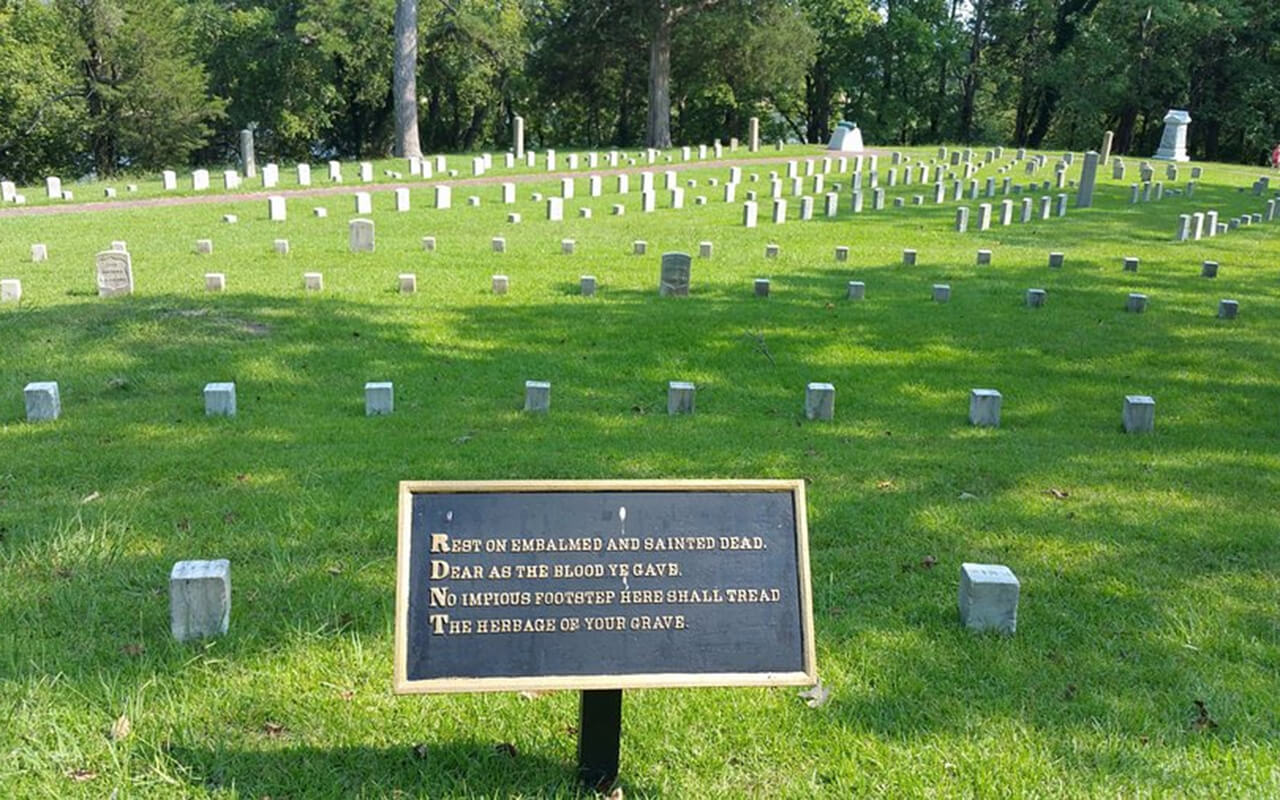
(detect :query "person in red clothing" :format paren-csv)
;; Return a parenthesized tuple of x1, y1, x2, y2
(1273, 143, 1280, 169)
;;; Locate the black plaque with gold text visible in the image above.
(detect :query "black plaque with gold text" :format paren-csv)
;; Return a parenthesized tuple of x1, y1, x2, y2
(394, 480, 816, 693)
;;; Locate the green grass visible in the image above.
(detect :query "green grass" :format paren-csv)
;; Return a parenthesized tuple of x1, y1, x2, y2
(1, 146, 1279, 798)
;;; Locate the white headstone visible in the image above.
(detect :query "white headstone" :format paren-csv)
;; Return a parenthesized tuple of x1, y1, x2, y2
(170, 559, 231, 641)
(958, 563, 1019, 634)
(365, 382, 394, 416)
(204, 382, 237, 416)
(96, 250, 134, 297)
(1153, 109, 1191, 162)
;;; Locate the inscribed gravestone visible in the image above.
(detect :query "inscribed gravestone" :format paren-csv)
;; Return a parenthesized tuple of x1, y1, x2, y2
(96, 251, 134, 297)
(659, 252, 692, 296)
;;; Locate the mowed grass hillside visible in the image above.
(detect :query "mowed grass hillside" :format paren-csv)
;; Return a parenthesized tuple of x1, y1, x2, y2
(1, 146, 1278, 798)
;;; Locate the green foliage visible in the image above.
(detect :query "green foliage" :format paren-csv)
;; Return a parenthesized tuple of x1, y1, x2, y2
(3, 0, 1280, 173)
(0, 0, 85, 181)
(56, 0, 225, 175)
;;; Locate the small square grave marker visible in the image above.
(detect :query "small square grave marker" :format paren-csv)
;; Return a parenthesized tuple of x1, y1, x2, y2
(205, 273, 226, 292)
(24, 382, 60, 422)
(492, 275, 509, 295)
(170, 560, 230, 641)
(958, 563, 1019, 635)
(204, 382, 237, 416)
(524, 381, 551, 413)
(667, 381, 695, 415)
(1123, 395, 1155, 433)
(969, 389, 1002, 426)
(804, 383, 835, 420)
(365, 382, 394, 416)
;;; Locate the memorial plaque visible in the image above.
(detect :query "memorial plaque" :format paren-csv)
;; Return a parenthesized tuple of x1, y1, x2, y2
(95, 250, 134, 297)
(394, 480, 815, 694)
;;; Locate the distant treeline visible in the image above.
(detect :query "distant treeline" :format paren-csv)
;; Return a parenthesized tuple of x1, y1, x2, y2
(2, 0, 1277, 182)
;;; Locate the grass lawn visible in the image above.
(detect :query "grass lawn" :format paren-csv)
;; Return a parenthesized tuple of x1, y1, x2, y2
(1, 146, 1278, 798)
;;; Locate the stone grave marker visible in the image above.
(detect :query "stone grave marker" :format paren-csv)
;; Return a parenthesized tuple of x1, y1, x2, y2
(204, 382, 237, 416)
(24, 382, 60, 421)
(96, 250, 134, 297)
(349, 219, 375, 252)
(366, 382, 395, 416)
(170, 560, 231, 642)
(659, 252, 692, 296)
(959, 563, 1019, 634)
(1123, 396, 1155, 433)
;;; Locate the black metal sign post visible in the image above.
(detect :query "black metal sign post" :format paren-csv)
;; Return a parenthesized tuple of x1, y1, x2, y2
(393, 480, 817, 790)
(577, 689, 623, 790)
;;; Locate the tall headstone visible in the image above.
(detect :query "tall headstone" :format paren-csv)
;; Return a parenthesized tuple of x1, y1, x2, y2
(239, 130, 256, 177)
(1099, 130, 1114, 165)
(512, 115, 525, 158)
(748, 117, 760, 153)
(1153, 109, 1191, 162)
(1076, 150, 1099, 208)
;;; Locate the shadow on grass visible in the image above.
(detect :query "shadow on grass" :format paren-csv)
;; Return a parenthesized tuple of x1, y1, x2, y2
(168, 739, 633, 798)
(1, 281, 1277, 787)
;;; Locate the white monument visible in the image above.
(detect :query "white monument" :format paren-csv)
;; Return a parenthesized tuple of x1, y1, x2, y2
(1153, 109, 1191, 162)
(826, 121, 864, 153)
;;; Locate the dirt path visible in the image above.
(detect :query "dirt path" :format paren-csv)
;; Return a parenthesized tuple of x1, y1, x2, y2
(0, 151, 884, 219)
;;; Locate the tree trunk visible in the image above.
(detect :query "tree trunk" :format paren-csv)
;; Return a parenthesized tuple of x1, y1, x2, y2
(392, 0, 422, 158)
(646, 8, 673, 148)
(958, 0, 986, 143)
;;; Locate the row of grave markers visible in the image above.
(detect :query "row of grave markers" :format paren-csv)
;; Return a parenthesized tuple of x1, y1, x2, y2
(17, 379, 1161, 437)
(1, 240, 1251, 305)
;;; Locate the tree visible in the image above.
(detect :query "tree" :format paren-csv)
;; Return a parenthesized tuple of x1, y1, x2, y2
(58, 0, 224, 174)
(393, 0, 422, 157)
(644, 0, 726, 148)
(0, 0, 84, 181)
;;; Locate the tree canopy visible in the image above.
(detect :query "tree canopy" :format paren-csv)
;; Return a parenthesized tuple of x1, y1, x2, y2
(1, 0, 1278, 181)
